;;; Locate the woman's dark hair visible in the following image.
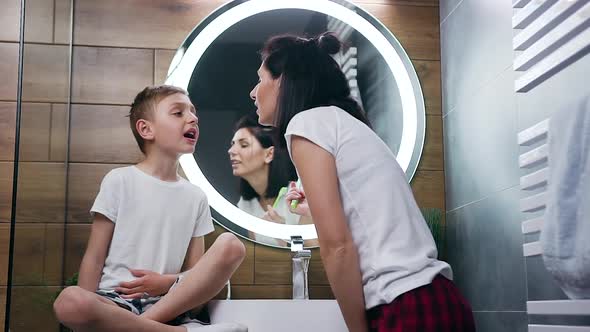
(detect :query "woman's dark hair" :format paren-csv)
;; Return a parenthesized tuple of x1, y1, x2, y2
(234, 113, 297, 200)
(260, 31, 370, 147)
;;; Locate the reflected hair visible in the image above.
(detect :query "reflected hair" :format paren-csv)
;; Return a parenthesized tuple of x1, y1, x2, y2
(234, 113, 297, 200)
(260, 32, 370, 147)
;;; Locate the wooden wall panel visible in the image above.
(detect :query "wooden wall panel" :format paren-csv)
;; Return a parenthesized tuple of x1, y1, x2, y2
(0, 162, 13, 222)
(414, 60, 442, 115)
(9, 286, 61, 331)
(11, 223, 63, 286)
(22, 44, 70, 103)
(11, 224, 46, 285)
(73, 0, 228, 49)
(67, 163, 124, 223)
(309, 252, 330, 285)
(64, 223, 90, 278)
(72, 46, 154, 104)
(155, 49, 176, 84)
(49, 104, 68, 162)
(0, 287, 5, 328)
(0, 42, 19, 100)
(231, 285, 292, 300)
(361, 4, 440, 60)
(254, 245, 291, 285)
(0, 0, 20, 42)
(411, 170, 445, 210)
(44, 224, 65, 285)
(23, 0, 54, 43)
(419, 115, 444, 171)
(0, 224, 9, 285)
(0, 102, 16, 161)
(15, 162, 66, 224)
(20, 103, 52, 161)
(253, 246, 328, 286)
(69, 104, 143, 163)
(0, 103, 59, 162)
(54, 0, 72, 44)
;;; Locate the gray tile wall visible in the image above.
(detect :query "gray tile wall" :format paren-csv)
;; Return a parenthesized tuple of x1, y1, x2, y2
(441, 0, 590, 331)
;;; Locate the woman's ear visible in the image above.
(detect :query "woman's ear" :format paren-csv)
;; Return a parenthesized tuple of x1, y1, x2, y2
(136, 119, 155, 141)
(264, 146, 275, 164)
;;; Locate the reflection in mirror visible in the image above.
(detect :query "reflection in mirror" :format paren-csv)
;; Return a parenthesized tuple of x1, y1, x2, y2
(228, 114, 313, 246)
(167, 0, 425, 248)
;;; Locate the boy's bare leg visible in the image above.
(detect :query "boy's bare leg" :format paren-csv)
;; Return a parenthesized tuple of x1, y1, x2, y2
(141, 233, 246, 323)
(54, 286, 185, 332)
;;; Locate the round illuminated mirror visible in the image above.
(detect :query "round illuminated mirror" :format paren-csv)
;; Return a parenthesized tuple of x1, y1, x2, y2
(166, 0, 426, 248)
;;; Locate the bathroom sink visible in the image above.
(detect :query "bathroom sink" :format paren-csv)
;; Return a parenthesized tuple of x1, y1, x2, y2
(209, 300, 346, 331)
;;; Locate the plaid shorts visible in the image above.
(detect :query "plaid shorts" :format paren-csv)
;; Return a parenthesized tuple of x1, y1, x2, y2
(366, 275, 475, 332)
(96, 275, 210, 326)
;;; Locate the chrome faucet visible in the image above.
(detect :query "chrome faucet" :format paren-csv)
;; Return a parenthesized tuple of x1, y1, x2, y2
(290, 235, 311, 299)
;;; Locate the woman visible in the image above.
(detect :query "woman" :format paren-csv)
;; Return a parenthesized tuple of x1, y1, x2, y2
(249, 32, 475, 331)
(228, 114, 308, 245)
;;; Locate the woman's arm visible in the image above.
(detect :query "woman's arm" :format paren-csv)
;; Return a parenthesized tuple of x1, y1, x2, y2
(290, 135, 368, 332)
(78, 213, 114, 292)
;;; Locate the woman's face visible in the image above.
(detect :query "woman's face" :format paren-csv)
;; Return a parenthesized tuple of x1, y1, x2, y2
(228, 128, 273, 178)
(250, 63, 280, 126)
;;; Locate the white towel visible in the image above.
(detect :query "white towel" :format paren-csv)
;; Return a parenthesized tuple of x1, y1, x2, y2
(541, 95, 590, 299)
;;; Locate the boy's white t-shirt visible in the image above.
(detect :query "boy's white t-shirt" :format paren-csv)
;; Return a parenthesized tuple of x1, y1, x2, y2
(90, 166, 215, 291)
(285, 106, 452, 309)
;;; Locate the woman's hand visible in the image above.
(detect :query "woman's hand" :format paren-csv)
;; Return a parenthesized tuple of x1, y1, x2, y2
(262, 205, 286, 223)
(115, 269, 176, 299)
(286, 181, 311, 217)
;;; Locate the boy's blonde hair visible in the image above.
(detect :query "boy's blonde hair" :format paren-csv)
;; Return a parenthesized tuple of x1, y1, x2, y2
(129, 85, 188, 154)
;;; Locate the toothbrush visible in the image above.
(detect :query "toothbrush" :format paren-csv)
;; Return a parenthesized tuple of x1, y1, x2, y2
(290, 179, 302, 210)
(273, 186, 288, 209)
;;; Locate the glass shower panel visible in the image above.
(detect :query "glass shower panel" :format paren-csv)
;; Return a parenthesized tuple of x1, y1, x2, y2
(6, 0, 73, 331)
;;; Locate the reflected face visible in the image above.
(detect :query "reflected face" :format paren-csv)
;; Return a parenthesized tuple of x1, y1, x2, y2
(151, 93, 199, 155)
(228, 128, 273, 178)
(250, 63, 280, 126)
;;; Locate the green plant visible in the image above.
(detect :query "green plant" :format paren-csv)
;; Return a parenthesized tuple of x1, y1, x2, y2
(421, 208, 445, 260)
(64, 272, 79, 287)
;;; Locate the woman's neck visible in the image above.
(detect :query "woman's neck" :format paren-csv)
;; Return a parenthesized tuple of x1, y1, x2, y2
(244, 168, 270, 199)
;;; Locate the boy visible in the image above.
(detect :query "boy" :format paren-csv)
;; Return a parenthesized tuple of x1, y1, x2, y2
(53, 85, 247, 332)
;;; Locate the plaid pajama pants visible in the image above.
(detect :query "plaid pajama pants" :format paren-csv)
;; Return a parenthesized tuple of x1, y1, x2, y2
(367, 275, 476, 332)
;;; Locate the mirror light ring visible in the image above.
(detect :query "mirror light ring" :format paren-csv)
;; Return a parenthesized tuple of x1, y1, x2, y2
(167, 0, 423, 240)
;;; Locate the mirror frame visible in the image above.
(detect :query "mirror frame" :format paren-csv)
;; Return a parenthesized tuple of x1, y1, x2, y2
(165, 0, 426, 244)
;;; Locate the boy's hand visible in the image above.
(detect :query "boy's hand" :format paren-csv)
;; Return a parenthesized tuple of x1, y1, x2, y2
(115, 269, 176, 299)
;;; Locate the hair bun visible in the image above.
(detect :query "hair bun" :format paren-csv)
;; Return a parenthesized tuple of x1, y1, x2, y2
(317, 32, 341, 55)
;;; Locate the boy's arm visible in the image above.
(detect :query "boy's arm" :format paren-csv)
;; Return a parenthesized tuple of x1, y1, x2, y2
(182, 236, 206, 271)
(115, 236, 205, 299)
(78, 213, 114, 292)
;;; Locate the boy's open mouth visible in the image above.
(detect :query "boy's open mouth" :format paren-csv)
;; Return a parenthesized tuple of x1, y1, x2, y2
(184, 128, 197, 139)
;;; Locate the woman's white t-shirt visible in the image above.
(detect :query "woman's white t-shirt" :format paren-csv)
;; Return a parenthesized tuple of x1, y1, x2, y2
(284, 106, 451, 309)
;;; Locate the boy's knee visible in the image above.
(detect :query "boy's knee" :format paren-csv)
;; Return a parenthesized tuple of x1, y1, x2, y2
(215, 233, 246, 264)
(53, 286, 96, 325)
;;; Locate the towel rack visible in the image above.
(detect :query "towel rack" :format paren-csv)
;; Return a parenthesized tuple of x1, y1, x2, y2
(519, 118, 590, 331)
(512, 0, 590, 93)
